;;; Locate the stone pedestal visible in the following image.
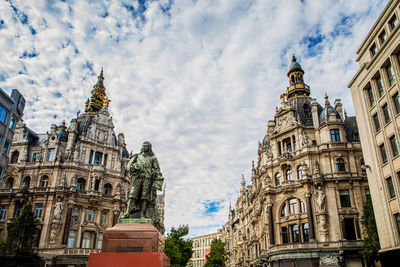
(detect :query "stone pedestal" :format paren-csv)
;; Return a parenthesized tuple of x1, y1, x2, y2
(89, 223, 170, 267)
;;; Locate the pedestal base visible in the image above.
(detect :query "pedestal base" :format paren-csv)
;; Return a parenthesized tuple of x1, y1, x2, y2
(88, 252, 170, 267)
(89, 223, 170, 267)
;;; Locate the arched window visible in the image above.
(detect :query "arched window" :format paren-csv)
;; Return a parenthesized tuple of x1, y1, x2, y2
(39, 176, 49, 188)
(289, 198, 297, 214)
(286, 169, 292, 181)
(103, 183, 112, 196)
(10, 150, 19, 163)
(76, 178, 86, 191)
(336, 158, 346, 172)
(22, 176, 30, 189)
(275, 173, 281, 186)
(302, 223, 310, 242)
(281, 203, 287, 217)
(5, 178, 14, 189)
(297, 165, 303, 179)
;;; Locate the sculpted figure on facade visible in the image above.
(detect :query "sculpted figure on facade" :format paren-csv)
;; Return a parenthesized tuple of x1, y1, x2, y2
(315, 186, 326, 212)
(121, 141, 164, 225)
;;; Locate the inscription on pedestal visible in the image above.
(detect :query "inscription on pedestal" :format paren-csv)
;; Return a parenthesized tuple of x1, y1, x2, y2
(116, 246, 144, 253)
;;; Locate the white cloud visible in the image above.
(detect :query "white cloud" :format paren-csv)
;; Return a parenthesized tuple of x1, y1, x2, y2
(0, 0, 387, 236)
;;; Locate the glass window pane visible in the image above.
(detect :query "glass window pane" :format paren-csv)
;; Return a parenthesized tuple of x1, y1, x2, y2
(387, 64, 395, 86)
(390, 136, 399, 157)
(380, 144, 388, 164)
(373, 113, 380, 132)
(387, 177, 396, 199)
(393, 93, 400, 114)
(383, 104, 391, 123)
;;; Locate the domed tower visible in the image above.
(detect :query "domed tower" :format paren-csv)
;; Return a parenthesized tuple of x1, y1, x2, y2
(84, 68, 111, 113)
(286, 55, 310, 100)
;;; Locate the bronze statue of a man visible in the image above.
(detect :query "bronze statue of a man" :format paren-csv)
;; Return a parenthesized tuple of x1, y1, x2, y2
(121, 141, 164, 219)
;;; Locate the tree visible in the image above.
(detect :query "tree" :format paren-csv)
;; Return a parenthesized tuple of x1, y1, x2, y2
(204, 239, 226, 267)
(2, 203, 38, 255)
(164, 225, 193, 267)
(360, 196, 380, 266)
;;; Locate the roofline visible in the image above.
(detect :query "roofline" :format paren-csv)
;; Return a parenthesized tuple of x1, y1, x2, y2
(355, 0, 394, 59)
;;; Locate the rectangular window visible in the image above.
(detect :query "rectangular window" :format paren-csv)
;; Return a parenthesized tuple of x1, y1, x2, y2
(32, 153, 40, 162)
(339, 190, 351, 208)
(94, 152, 102, 165)
(0, 105, 9, 124)
(387, 64, 396, 86)
(67, 230, 76, 248)
(390, 135, 399, 157)
(0, 205, 7, 221)
(395, 214, 400, 236)
(82, 231, 94, 248)
(302, 223, 310, 242)
(377, 75, 384, 97)
(380, 144, 388, 164)
(383, 104, 391, 123)
(343, 218, 357, 240)
(100, 211, 108, 225)
(9, 116, 16, 131)
(97, 233, 103, 249)
(387, 177, 396, 199)
(370, 43, 377, 56)
(14, 204, 22, 218)
(390, 14, 398, 29)
(85, 209, 96, 222)
(47, 149, 56, 161)
(373, 113, 380, 132)
(281, 227, 289, 244)
(291, 225, 299, 243)
(3, 141, 10, 155)
(330, 129, 341, 142)
(34, 203, 43, 218)
(72, 207, 80, 223)
(89, 150, 94, 164)
(379, 30, 387, 44)
(366, 86, 375, 107)
(393, 93, 400, 114)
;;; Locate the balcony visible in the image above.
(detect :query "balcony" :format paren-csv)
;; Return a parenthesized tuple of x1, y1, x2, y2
(64, 248, 101, 255)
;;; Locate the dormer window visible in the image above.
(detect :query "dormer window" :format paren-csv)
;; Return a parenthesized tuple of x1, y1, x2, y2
(47, 149, 56, 161)
(330, 129, 340, 142)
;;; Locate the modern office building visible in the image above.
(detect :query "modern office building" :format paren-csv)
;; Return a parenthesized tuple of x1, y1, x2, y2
(348, 0, 400, 263)
(223, 56, 369, 267)
(0, 88, 25, 181)
(0, 70, 165, 266)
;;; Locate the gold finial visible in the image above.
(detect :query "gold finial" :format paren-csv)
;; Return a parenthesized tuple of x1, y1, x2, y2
(292, 54, 297, 62)
(58, 120, 67, 131)
(280, 93, 287, 102)
(324, 92, 330, 107)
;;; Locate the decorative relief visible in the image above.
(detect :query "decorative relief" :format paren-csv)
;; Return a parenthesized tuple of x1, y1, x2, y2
(50, 202, 64, 244)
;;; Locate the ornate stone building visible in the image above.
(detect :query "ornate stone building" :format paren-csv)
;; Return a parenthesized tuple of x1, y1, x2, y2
(0, 70, 165, 265)
(349, 0, 400, 263)
(223, 56, 369, 267)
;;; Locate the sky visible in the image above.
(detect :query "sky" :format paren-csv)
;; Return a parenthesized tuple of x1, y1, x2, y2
(0, 0, 387, 237)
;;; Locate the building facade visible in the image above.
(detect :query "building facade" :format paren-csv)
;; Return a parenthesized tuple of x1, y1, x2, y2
(0, 70, 165, 266)
(189, 230, 222, 267)
(223, 56, 369, 267)
(0, 88, 25, 180)
(348, 0, 400, 263)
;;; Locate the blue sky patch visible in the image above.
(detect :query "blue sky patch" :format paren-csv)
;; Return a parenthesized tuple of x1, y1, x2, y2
(20, 50, 38, 58)
(203, 200, 221, 215)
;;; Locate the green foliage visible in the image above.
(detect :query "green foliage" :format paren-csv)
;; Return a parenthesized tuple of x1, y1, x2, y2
(2, 203, 38, 255)
(204, 239, 226, 267)
(164, 225, 193, 267)
(361, 197, 380, 264)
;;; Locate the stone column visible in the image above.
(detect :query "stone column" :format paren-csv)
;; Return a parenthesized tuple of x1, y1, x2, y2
(306, 193, 315, 240)
(62, 203, 73, 245)
(267, 201, 274, 245)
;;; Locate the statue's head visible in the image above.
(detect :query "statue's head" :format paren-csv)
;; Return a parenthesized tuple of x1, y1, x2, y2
(141, 141, 154, 155)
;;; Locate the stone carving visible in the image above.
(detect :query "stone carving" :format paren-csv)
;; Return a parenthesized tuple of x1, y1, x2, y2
(319, 255, 338, 265)
(120, 141, 164, 228)
(50, 202, 64, 243)
(315, 186, 326, 212)
(317, 214, 329, 242)
(313, 160, 320, 175)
